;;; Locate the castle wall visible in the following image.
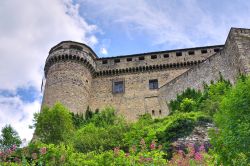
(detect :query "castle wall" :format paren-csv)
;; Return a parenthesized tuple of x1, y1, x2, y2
(158, 28, 250, 111)
(42, 28, 250, 120)
(42, 61, 92, 113)
(90, 68, 188, 120)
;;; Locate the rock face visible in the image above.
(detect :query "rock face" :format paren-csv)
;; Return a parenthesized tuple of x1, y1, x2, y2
(172, 123, 214, 151)
(42, 28, 250, 120)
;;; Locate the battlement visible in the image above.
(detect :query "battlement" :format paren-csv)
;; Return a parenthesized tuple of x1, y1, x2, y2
(95, 45, 223, 77)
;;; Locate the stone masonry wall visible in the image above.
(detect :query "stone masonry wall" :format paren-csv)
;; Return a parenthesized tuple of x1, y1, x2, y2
(158, 28, 250, 113)
(42, 61, 92, 113)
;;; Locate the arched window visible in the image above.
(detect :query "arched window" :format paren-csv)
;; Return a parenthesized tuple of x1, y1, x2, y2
(159, 110, 162, 115)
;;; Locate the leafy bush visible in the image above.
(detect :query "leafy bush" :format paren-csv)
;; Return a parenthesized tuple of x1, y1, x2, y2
(210, 76, 250, 164)
(33, 103, 74, 144)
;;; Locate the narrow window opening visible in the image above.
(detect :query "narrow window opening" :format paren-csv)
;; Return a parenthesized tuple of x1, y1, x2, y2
(163, 54, 169, 58)
(201, 49, 207, 54)
(159, 110, 162, 115)
(102, 60, 108, 64)
(127, 58, 132, 62)
(139, 56, 145, 60)
(152, 110, 155, 116)
(149, 79, 158, 89)
(113, 80, 124, 93)
(176, 52, 182, 56)
(114, 59, 120, 63)
(188, 51, 195, 55)
(151, 55, 157, 59)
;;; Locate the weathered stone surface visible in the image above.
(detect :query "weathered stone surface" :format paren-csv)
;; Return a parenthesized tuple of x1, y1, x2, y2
(41, 28, 250, 120)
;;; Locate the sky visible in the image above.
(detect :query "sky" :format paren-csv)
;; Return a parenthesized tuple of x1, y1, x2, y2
(0, 0, 250, 143)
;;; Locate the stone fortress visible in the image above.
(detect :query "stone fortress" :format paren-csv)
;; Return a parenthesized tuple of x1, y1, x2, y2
(42, 28, 250, 120)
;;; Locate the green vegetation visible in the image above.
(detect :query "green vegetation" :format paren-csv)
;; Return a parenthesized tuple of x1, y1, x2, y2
(0, 125, 21, 151)
(1, 75, 250, 165)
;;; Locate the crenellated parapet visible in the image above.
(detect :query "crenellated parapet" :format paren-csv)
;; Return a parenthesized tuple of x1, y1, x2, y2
(44, 41, 97, 78)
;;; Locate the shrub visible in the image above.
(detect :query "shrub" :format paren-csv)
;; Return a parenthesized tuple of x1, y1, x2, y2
(33, 103, 74, 144)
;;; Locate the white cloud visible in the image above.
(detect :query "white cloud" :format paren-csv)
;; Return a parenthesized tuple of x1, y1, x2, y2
(79, 0, 250, 48)
(0, 95, 40, 141)
(100, 47, 108, 55)
(0, 0, 98, 141)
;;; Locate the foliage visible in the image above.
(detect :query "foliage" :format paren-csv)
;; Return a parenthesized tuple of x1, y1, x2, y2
(169, 88, 202, 114)
(0, 125, 21, 151)
(71, 112, 85, 129)
(85, 106, 94, 121)
(210, 76, 250, 164)
(73, 122, 129, 153)
(33, 103, 74, 144)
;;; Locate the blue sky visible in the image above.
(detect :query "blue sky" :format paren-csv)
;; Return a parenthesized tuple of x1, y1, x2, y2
(0, 0, 250, 142)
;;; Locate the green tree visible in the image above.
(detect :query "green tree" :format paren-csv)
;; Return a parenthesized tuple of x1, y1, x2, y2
(210, 76, 250, 164)
(85, 106, 93, 121)
(0, 124, 21, 150)
(33, 103, 74, 144)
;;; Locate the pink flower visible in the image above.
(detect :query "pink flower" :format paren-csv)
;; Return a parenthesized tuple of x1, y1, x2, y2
(199, 144, 205, 152)
(194, 152, 203, 161)
(11, 145, 17, 151)
(150, 141, 156, 150)
(40, 147, 47, 155)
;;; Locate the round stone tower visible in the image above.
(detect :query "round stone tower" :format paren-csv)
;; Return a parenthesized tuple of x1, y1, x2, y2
(42, 41, 97, 114)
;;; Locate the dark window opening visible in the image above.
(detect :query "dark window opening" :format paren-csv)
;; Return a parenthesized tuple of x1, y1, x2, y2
(149, 79, 158, 89)
(139, 56, 145, 60)
(152, 110, 155, 115)
(102, 60, 108, 64)
(151, 55, 157, 59)
(127, 58, 132, 61)
(113, 81, 124, 93)
(214, 48, 220, 52)
(201, 49, 207, 54)
(163, 54, 169, 58)
(159, 110, 162, 115)
(114, 59, 120, 63)
(176, 52, 182, 56)
(188, 51, 195, 55)
(70, 45, 83, 51)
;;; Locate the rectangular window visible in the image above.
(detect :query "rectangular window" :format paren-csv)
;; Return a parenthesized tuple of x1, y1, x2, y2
(188, 51, 195, 55)
(149, 79, 158, 89)
(127, 57, 132, 61)
(176, 52, 182, 56)
(102, 60, 108, 64)
(201, 49, 207, 54)
(139, 56, 145, 60)
(163, 54, 169, 58)
(113, 80, 124, 93)
(114, 59, 120, 63)
(151, 55, 157, 59)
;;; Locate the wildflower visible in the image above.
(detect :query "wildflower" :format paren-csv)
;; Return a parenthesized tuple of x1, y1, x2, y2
(131, 145, 136, 153)
(194, 152, 203, 161)
(40, 147, 47, 155)
(32, 153, 38, 160)
(11, 145, 17, 151)
(140, 139, 146, 150)
(199, 144, 205, 152)
(114, 147, 120, 156)
(150, 140, 156, 150)
(60, 155, 66, 162)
